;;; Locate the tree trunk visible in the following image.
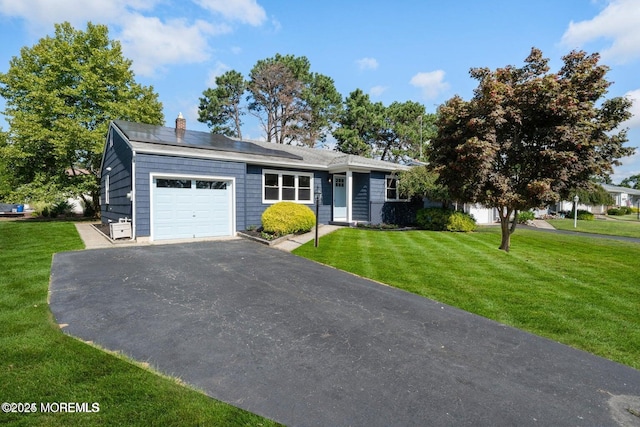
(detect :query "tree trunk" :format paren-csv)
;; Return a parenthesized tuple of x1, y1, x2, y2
(498, 206, 513, 252)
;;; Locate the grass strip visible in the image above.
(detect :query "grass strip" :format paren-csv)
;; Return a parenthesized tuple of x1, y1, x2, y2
(548, 217, 640, 238)
(294, 227, 640, 370)
(0, 221, 280, 426)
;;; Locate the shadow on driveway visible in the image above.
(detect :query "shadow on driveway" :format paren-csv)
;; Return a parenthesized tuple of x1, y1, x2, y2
(50, 240, 640, 426)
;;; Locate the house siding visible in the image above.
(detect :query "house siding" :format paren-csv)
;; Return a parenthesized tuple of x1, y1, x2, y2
(134, 154, 246, 237)
(245, 165, 331, 229)
(101, 128, 133, 224)
(352, 172, 370, 221)
(369, 171, 419, 225)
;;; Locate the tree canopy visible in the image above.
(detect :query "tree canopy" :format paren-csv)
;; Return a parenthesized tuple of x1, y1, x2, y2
(0, 22, 163, 213)
(619, 174, 640, 190)
(333, 89, 435, 162)
(198, 70, 245, 139)
(428, 47, 634, 251)
(198, 54, 342, 147)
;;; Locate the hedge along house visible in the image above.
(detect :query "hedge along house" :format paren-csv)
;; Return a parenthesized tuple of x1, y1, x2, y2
(100, 116, 411, 242)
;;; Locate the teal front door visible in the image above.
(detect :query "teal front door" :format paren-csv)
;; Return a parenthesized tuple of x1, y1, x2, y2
(333, 175, 347, 221)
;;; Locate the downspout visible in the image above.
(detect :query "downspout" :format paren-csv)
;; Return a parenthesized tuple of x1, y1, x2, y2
(130, 151, 136, 240)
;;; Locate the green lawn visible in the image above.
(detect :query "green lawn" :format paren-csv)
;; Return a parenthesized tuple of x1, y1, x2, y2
(0, 221, 280, 427)
(294, 227, 640, 370)
(548, 216, 640, 238)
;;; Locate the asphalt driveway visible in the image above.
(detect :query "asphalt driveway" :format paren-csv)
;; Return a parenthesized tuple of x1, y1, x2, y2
(50, 240, 640, 426)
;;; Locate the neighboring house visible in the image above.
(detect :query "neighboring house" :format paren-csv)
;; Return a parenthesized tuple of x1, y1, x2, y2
(100, 117, 410, 242)
(600, 184, 640, 210)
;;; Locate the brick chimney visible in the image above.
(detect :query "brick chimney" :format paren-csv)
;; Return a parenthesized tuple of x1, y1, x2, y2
(175, 112, 186, 131)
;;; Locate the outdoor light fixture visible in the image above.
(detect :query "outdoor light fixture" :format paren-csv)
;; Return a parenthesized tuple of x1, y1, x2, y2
(573, 195, 579, 228)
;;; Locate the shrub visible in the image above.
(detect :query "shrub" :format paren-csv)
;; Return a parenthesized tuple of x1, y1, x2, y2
(517, 211, 535, 224)
(576, 210, 594, 221)
(261, 202, 315, 236)
(446, 212, 477, 232)
(607, 207, 625, 216)
(416, 208, 476, 232)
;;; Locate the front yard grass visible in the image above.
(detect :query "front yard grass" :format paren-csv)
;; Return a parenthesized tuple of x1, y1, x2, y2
(548, 217, 640, 238)
(294, 227, 640, 370)
(0, 221, 280, 426)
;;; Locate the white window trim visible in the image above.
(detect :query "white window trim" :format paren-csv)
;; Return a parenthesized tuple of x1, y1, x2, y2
(385, 174, 408, 202)
(262, 169, 314, 204)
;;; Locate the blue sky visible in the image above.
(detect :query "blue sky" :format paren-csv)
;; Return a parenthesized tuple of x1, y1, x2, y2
(1, 0, 639, 182)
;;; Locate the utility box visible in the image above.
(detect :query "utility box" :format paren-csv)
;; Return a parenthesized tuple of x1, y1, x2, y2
(110, 219, 132, 240)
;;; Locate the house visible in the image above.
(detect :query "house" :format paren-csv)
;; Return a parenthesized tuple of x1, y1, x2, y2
(100, 116, 411, 242)
(601, 184, 640, 210)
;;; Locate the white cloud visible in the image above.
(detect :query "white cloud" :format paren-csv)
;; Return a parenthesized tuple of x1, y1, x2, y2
(119, 14, 223, 77)
(206, 61, 232, 87)
(561, 0, 640, 64)
(193, 0, 266, 26)
(410, 70, 450, 100)
(0, 0, 264, 78)
(369, 85, 388, 97)
(0, 0, 157, 32)
(356, 57, 379, 70)
(623, 89, 640, 129)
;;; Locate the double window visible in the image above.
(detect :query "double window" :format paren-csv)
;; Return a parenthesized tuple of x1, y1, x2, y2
(263, 170, 313, 203)
(385, 175, 408, 201)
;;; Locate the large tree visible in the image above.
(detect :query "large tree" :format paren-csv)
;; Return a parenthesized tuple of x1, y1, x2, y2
(429, 48, 633, 251)
(0, 22, 163, 214)
(198, 54, 341, 146)
(619, 174, 640, 189)
(198, 70, 246, 138)
(334, 90, 434, 162)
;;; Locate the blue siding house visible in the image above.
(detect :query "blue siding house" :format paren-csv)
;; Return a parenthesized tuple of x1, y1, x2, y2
(100, 117, 410, 242)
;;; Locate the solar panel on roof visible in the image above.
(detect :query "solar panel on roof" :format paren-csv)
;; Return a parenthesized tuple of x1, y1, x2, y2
(114, 120, 303, 160)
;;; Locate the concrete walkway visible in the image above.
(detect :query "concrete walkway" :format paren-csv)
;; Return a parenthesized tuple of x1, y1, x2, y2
(75, 222, 341, 251)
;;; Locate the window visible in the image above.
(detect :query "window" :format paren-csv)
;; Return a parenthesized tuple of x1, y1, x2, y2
(385, 175, 407, 201)
(263, 170, 314, 203)
(196, 180, 227, 190)
(105, 174, 110, 205)
(156, 179, 191, 188)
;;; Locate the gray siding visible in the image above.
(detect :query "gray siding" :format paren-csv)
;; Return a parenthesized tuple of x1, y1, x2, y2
(245, 165, 331, 229)
(101, 128, 133, 224)
(352, 172, 370, 221)
(134, 154, 246, 237)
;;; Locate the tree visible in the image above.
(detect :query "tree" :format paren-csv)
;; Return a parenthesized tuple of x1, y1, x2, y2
(247, 54, 341, 146)
(429, 48, 634, 251)
(397, 165, 449, 207)
(198, 70, 246, 138)
(0, 22, 163, 215)
(334, 90, 435, 162)
(333, 89, 383, 157)
(619, 174, 640, 189)
(375, 101, 431, 162)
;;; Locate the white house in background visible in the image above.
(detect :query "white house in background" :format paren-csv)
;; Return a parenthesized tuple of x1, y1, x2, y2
(600, 184, 640, 210)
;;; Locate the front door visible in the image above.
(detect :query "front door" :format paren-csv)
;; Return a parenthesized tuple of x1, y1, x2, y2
(333, 175, 347, 221)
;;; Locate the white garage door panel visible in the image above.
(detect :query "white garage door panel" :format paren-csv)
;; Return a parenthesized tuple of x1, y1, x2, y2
(152, 178, 233, 241)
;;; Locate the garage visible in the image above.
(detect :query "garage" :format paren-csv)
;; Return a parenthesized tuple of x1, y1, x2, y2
(151, 176, 234, 241)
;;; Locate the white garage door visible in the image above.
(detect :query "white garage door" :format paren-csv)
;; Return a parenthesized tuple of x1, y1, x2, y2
(152, 177, 233, 241)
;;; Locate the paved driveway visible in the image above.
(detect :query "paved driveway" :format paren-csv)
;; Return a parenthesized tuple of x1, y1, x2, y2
(50, 240, 640, 426)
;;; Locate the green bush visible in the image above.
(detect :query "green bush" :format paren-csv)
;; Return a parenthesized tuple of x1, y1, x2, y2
(446, 212, 477, 232)
(261, 202, 316, 236)
(607, 207, 629, 216)
(416, 208, 476, 232)
(517, 211, 535, 223)
(576, 210, 594, 221)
